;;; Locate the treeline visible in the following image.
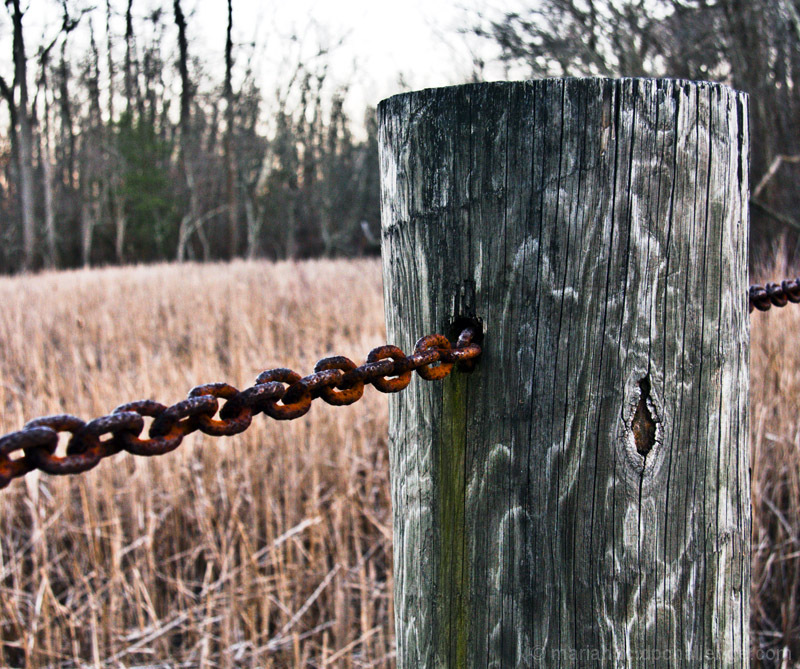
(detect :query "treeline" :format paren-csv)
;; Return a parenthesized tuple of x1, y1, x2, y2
(8, 0, 796, 275)
(0, 0, 380, 274)
(468, 0, 800, 258)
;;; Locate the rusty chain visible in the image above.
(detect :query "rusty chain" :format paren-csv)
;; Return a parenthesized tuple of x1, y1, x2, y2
(0, 278, 797, 491)
(0, 327, 481, 490)
(749, 278, 800, 312)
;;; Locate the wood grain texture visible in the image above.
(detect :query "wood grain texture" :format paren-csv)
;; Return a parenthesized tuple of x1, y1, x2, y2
(379, 79, 749, 668)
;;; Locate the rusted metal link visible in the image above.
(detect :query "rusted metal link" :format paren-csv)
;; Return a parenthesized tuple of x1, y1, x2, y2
(749, 278, 800, 312)
(0, 327, 482, 489)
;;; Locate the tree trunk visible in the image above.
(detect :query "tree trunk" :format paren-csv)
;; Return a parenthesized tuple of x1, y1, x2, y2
(105, 0, 115, 121)
(107, 0, 126, 263)
(41, 78, 56, 268)
(245, 198, 261, 259)
(11, 0, 36, 271)
(124, 0, 138, 115)
(379, 78, 750, 667)
(80, 188, 94, 267)
(173, 0, 201, 262)
(57, 42, 75, 190)
(224, 0, 238, 258)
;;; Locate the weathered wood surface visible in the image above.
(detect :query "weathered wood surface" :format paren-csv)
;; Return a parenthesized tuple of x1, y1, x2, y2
(378, 79, 749, 667)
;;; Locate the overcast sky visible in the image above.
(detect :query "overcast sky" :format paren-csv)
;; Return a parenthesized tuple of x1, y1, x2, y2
(189, 0, 525, 122)
(196, 0, 499, 102)
(0, 0, 522, 127)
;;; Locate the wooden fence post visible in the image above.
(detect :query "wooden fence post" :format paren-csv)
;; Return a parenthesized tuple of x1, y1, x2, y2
(378, 78, 750, 667)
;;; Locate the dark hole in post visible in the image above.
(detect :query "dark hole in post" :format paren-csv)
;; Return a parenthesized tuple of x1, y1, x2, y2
(632, 375, 656, 457)
(448, 316, 484, 373)
(448, 316, 483, 345)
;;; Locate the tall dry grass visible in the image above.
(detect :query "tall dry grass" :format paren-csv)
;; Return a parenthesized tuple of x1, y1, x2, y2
(1, 257, 799, 667)
(751, 255, 800, 667)
(0, 259, 393, 667)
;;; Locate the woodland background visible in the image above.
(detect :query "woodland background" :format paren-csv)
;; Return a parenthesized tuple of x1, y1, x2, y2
(1, 0, 800, 274)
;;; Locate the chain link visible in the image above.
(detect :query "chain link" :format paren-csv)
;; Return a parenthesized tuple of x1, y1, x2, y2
(0, 327, 481, 490)
(749, 279, 800, 312)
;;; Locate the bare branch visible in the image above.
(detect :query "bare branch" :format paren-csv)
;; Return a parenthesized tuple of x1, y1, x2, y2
(752, 154, 800, 199)
(751, 198, 800, 233)
(0, 73, 13, 106)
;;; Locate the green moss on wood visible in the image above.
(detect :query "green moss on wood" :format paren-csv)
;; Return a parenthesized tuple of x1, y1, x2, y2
(438, 373, 470, 666)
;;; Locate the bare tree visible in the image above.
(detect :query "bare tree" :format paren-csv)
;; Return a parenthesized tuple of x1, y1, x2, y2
(79, 20, 104, 267)
(35, 10, 80, 269)
(0, 3, 380, 273)
(242, 97, 267, 259)
(1, 0, 37, 271)
(173, 0, 192, 256)
(223, 0, 239, 258)
(466, 0, 800, 252)
(37, 46, 57, 267)
(55, 40, 75, 193)
(105, 0, 127, 262)
(173, 0, 205, 262)
(468, 0, 675, 77)
(1, 0, 82, 271)
(123, 0, 137, 114)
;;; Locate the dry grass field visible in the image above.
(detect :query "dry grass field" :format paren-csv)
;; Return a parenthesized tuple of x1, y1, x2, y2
(750, 256, 800, 666)
(0, 260, 392, 668)
(0, 257, 798, 667)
